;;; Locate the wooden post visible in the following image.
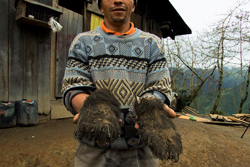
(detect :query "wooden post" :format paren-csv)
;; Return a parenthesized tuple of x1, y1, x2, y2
(82, 0, 88, 32)
(50, 0, 58, 101)
(52, 0, 58, 7)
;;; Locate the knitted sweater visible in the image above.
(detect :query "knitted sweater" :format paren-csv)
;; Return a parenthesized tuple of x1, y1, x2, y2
(61, 26, 172, 149)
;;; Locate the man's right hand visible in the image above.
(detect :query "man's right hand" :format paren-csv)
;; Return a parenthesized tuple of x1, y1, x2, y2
(73, 113, 80, 124)
(71, 93, 89, 124)
(75, 89, 122, 145)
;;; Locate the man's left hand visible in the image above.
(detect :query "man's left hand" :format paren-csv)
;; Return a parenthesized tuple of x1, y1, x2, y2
(135, 104, 176, 129)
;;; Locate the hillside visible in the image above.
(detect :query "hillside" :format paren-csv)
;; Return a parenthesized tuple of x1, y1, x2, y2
(191, 79, 250, 115)
(172, 66, 250, 115)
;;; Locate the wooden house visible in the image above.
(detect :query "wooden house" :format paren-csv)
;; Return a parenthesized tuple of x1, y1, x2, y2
(0, 0, 191, 121)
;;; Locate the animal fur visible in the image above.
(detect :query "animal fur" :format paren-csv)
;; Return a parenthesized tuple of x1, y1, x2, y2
(134, 97, 182, 162)
(76, 88, 121, 143)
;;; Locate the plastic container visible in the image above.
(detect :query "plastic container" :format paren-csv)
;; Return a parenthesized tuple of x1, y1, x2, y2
(17, 99, 38, 126)
(0, 101, 16, 128)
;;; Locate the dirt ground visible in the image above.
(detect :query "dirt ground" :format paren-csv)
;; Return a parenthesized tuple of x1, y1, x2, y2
(0, 116, 250, 167)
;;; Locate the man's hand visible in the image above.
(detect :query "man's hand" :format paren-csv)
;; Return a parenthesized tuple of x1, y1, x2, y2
(135, 104, 176, 129)
(134, 97, 182, 162)
(76, 89, 121, 143)
(73, 113, 80, 124)
(71, 93, 89, 124)
(164, 104, 176, 118)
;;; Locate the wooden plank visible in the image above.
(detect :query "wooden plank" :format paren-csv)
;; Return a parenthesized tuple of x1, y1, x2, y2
(37, 27, 51, 115)
(76, 11, 83, 33)
(90, 13, 103, 30)
(233, 114, 250, 118)
(210, 114, 218, 120)
(223, 116, 233, 122)
(217, 115, 224, 121)
(185, 114, 211, 122)
(0, 0, 9, 101)
(55, 6, 68, 97)
(50, 28, 56, 100)
(67, 9, 75, 52)
(227, 116, 249, 125)
(15, 0, 26, 21)
(52, 0, 58, 7)
(85, 11, 91, 31)
(22, 24, 38, 101)
(9, 0, 24, 102)
(83, 0, 88, 32)
(177, 114, 211, 122)
(242, 116, 247, 121)
(33, 0, 52, 6)
(50, 0, 59, 100)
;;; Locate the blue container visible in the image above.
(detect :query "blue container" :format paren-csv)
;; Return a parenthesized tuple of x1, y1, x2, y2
(0, 101, 16, 128)
(17, 100, 38, 126)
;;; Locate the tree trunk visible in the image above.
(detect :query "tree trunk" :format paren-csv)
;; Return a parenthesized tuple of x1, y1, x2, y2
(210, 31, 225, 113)
(210, 58, 223, 113)
(238, 62, 250, 113)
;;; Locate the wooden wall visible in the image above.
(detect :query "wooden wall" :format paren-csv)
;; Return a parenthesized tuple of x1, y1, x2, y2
(131, 12, 144, 30)
(90, 13, 103, 30)
(55, 6, 83, 97)
(0, 0, 9, 101)
(34, 0, 52, 6)
(0, 0, 51, 116)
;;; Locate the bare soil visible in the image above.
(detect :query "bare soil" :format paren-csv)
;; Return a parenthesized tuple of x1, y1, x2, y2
(0, 117, 250, 167)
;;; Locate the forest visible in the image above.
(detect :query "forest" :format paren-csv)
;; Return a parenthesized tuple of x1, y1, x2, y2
(165, 0, 250, 115)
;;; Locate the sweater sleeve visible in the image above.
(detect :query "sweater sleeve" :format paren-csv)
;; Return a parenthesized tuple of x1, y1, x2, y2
(61, 34, 96, 112)
(140, 36, 172, 106)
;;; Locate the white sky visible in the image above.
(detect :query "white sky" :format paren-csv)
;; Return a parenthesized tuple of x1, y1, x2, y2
(168, 0, 250, 66)
(169, 0, 250, 36)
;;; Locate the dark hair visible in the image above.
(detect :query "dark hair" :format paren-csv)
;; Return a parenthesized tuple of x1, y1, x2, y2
(98, 0, 137, 10)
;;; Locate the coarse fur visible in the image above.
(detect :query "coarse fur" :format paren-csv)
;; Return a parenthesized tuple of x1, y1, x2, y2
(76, 88, 121, 143)
(134, 97, 182, 162)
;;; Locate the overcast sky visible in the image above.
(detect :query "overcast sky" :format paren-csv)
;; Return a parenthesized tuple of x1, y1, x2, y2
(168, 0, 250, 66)
(169, 0, 250, 36)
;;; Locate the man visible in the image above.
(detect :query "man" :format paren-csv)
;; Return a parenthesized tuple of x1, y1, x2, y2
(62, 0, 177, 166)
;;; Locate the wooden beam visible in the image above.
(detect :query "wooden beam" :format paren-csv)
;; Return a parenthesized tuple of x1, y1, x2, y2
(223, 116, 233, 122)
(82, 0, 88, 32)
(233, 114, 250, 118)
(228, 116, 249, 125)
(50, 31, 56, 101)
(52, 0, 58, 7)
(50, 0, 58, 101)
(177, 114, 211, 122)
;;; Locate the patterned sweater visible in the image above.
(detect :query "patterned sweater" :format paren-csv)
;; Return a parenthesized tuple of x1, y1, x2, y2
(61, 26, 172, 149)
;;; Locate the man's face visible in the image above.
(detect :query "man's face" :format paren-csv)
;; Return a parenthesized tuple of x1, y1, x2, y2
(100, 0, 135, 24)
